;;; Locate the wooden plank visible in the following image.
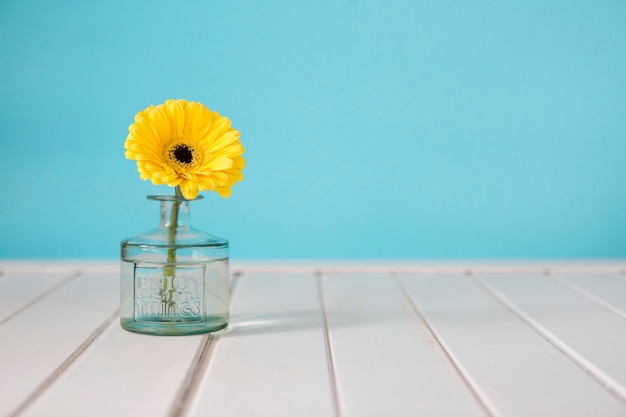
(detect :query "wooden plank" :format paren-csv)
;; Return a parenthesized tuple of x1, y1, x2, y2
(0, 273, 76, 325)
(185, 274, 335, 417)
(0, 273, 119, 417)
(320, 273, 488, 417)
(398, 274, 626, 417)
(20, 322, 206, 417)
(478, 274, 626, 393)
(555, 274, 626, 319)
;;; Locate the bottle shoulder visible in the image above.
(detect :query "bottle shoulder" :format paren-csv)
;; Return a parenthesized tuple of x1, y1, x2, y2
(121, 226, 229, 248)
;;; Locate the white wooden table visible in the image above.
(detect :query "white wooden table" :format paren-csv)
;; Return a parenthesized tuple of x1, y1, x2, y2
(1, 260, 626, 417)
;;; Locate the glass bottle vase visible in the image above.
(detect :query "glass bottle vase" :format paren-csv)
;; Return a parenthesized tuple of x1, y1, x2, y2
(120, 195, 230, 335)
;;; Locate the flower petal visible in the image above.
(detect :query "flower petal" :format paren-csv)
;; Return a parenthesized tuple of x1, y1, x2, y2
(205, 156, 234, 171)
(179, 179, 199, 199)
(215, 185, 232, 198)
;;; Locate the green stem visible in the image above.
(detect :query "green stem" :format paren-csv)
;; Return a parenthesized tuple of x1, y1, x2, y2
(167, 186, 183, 264)
(163, 186, 183, 303)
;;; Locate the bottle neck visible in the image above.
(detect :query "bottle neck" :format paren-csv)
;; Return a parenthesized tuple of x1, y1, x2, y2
(160, 200, 191, 229)
(147, 194, 202, 229)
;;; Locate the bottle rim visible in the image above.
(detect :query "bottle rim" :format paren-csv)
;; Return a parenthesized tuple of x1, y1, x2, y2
(147, 195, 204, 202)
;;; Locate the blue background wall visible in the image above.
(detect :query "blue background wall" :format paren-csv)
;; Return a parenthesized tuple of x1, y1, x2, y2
(1, 0, 625, 259)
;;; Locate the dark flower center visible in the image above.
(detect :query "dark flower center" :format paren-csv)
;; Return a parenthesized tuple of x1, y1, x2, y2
(172, 144, 194, 164)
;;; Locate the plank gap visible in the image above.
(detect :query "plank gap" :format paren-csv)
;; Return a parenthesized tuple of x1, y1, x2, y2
(392, 273, 504, 417)
(472, 275, 626, 406)
(315, 272, 343, 417)
(552, 276, 626, 321)
(167, 334, 216, 417)
(8, 306, 120, 417)
(0, 272, 81, 327)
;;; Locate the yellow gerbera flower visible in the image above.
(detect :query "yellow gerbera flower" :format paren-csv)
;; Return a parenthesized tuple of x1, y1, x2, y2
(124, 99, 245, 199)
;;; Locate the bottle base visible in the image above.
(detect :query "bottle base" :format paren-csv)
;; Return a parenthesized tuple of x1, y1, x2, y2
(120, 316, 228, 336)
